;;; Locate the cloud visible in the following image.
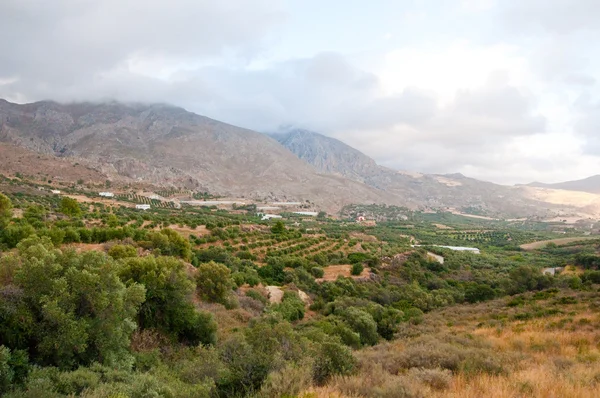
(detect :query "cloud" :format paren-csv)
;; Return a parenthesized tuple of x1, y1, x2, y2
(0, 0, 598, 185)
(500, 0, 600, 34)
(574, 93, 600, 156)
(0, 0, 283, 101)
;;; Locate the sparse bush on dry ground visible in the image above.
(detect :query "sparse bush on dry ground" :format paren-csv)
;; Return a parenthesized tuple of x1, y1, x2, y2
(301, 290, 600, 398)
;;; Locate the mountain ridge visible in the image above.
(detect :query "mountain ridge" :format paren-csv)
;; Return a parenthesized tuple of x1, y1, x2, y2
(525, 175, 600, 195)
(0, 99, 598, 218)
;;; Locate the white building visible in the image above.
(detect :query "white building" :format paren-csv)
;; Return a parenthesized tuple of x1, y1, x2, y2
(99, 192, 114, 198)
(260, 214, 283, 221)
(135, 204, 151, 210)
(51, 190, 61, 194)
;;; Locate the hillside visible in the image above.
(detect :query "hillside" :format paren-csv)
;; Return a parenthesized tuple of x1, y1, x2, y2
(526, 175, 600, 194)
(273, 129, 598, 218)
(272, 129, 380, 183)
(0, 99, 399, 212)
(0, 99, 598, 218)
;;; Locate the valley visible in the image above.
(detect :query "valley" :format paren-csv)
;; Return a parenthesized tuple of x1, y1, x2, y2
(0, 173, 599, 397)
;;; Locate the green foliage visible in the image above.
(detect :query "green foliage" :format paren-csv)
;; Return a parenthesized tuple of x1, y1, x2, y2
(147, 229, 192, 260)
(507, 265, 554, 295)
(312, 340, 355, 385)
(0, 346, 29, 394)
(351, 263, 364, 276)
(271, 291, 305, 322)
(270, 220, 286, 235)
(59, 197, 81, 217)
(119, 256, 216, 345)
(464, 283, 496, 303)
(196, 261, 234, 304)
(0, 193, 13, 228)
(108, 244, 138, 260)
(0, 236, 145, 369)
(338, 307, 379, 346)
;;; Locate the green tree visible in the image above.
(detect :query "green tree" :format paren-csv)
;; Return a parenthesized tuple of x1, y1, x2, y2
(0, 236, 146, 369)
(108, 244, 137, 259)
(312, 340, 355, 385)
(0, 193, 12, 228)
(59, 197, 82, 217)
(149, 229, 192, 260)
(271, 291, 305, 321)
(196, 261, 234, 304)
(351, 263, 364, 276)
(338, 307, 379, 346)
(271, 220, 286, 235)
(119, 256, 216, 345)
(464, 283, 496, 303)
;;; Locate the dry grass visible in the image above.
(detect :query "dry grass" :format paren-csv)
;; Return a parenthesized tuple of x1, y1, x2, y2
(316, 265, 371, 282)
(303, 291, 600, 398)
(520, 237, 597, 250)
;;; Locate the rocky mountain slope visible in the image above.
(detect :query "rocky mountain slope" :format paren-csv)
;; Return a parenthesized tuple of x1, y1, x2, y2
(0, 99, 399, 211)
(0, 99, 597, 217)
(273, 129, 600, 218)
(526, 175, 600, 195)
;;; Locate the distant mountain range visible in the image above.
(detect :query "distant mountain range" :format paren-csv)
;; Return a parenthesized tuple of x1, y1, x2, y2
(0, 99, 598, 217)
(525, 175, 600, 195)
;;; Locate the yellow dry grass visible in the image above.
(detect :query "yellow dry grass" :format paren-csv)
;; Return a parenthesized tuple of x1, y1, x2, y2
(303, 292, 600, 398)
(520, 236, 596, 250)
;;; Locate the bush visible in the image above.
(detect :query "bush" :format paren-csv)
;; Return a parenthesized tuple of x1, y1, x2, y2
(108, 244, 137, 259)
(271, 291, 305, 322)
(312, 340, 355, 385)
(351, 263, 364, 276)
(311, 267, 324, 278)
(407, 367, 452, 390)
(119, 256, 216, 345)
(196, 262, 234, 304)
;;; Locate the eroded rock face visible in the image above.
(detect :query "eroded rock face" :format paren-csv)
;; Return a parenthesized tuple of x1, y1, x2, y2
(0, 100, 399, 212)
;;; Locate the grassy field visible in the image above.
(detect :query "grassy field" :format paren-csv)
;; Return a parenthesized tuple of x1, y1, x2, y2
(306, 289, 600, 398)
(520, 236, 597, 250)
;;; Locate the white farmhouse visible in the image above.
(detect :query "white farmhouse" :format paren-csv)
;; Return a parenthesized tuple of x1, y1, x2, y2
(51, 190, 61, 194)
(99, 192, 114, 198)
(260, 214, 283, 221)
(135, 204, 151, 210)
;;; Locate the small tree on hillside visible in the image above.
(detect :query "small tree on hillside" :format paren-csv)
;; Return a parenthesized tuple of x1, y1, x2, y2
(59, 197, 81, 217)
(0, 193, 12, 228)
(271, 220, 286, 235)
(196, 261, 234, 304)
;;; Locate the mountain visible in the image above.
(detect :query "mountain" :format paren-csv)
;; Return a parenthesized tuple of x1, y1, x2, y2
(526, 175, 600, 195)
(273, 129, 600, 218)
(0, 99, 398, 211)
(271, 129, 379, 183)
(1, 99, 598, 218)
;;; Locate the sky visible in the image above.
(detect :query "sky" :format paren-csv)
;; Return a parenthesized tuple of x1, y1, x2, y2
(0, 0, 599, 185)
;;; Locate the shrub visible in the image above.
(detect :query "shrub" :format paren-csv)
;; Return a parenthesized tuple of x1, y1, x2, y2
(119, 256, 216, 345)
(407, 367, 452, 390)
(351, 263, 364, 276)
(196, 262, 234, 304)
(271, 291, 305, 322)
(312, 340, 355, 385)
(108, 244, 137, 260)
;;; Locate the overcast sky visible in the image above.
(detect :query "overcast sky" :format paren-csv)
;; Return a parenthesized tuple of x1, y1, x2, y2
(1, 0, 599, 185)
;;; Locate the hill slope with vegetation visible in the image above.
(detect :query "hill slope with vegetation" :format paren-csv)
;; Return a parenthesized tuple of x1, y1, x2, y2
(1, 178, 600, 397)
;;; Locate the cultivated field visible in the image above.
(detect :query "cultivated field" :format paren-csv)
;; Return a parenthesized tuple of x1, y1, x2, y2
(520, 237, 597, 250)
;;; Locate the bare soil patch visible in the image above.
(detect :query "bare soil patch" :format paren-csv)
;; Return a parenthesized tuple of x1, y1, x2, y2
(520, 237, 597, 250)
(316, 264, 371, 282)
